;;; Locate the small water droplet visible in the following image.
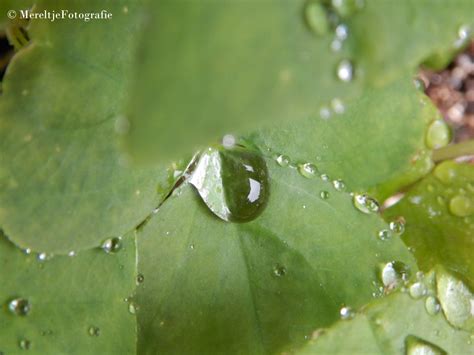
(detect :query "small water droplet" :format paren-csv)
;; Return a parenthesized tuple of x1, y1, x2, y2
(405, 335, 446, 355)
(433, 161, 457, 184)
(425, 296, 441, 316)
(377, 229, 392, 241)
(380, 261, 410, 290)
(339, 306, 354, 320)
(353, 194, 379, 214)
(37, 252, 51, 262)
(298, 163, 318, 178)
(448, 195, 473, 217)
(8, 298, 31, 316)
(332, 179, 345, 191)
(454, 24, 471, 48)
(320, 173, 330, 182)
(413, 77, 426, 91)
(222, 134, 236, 149)
(330, 39, 342, 52)
(320, 106, 331, 119)
(337, 59, 353, 82)
(273, 264, 287, 277)
(409, 282, 427, 299)
(19, 339, 31, 350)
(88, 326, 100, 337)
(68, 251, 76, 257)
(275, 154, 290, 167)
(114, 115, 130, 135)
(330, 98, 345, 114)
(389, 217, 405, 235)
(23, 248, 31, 255)
(320, 191, 330, 200)
(189, 244, 195, 250)
(101, 237, 122, 254)
(304, 1, 329, 36)
(436, 268, 474, 329)
(335, 24, 348, 40)
(137, 274, 144, 284)
(426, 120, 451, 149)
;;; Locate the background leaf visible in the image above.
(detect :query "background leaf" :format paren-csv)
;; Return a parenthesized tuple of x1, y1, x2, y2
(0, 231, 136, 354)
(135, 159, 416, 354)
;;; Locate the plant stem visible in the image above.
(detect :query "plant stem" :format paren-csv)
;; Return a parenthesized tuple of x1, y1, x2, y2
(432, 140, 474, 162)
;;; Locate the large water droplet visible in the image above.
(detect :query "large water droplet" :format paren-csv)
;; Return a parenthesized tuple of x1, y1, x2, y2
(190, 146, 269, 223)
(426, 120, 451, 149)
(425, 296, 441, 316)
(448, 195, 473, 217)
(409, 282, 427, 299)
(298, 163, 318, 178)
(8, 298, 31, 316)
(337, 59, 354, 82)
(405, 335, 447, 355)
(353, 194, 379, 214)
(389, 217, 406, 236)
(380, 261, 410, 290)
(101, 237, 122, 253)
(436, 268, 474, 329)
(304, 1, 329, 36)
(433, 161, 457, 184)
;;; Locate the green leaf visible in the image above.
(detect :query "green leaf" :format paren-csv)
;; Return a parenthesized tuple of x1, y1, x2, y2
(126, 0, 362, 162)
(247, 79, 437, 199)
(296, 289, 472, 354)
(384, 160, 474, 288)
(0, 0, 173, 254)
(135, 158, 416, 354)
(0, 230, 136, 354)
(348, 0, 474, 85)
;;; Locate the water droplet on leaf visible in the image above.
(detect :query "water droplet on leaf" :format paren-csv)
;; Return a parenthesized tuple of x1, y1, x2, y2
(339, 306, 354, 320)
(405, 335, 447, 355)
(137, 274, 144, 284)
(298, 163, 318, 178)
(380, 261, 410, 290)
(377, 229, 392, 241)
(101, 237, 122, 254)
(389, 217, 405, 235)
(320, 191, 330, 200)
(426, 120, 451, 149)
(276, 154, 290, 167)
(19, 339, 31, 350)
(273, 264, 287, 277)
(190, 146, 269, 223)
(337, 59, 353, 82)
(335, 24, 348, 40)
(448, 195, 473, 217)
(425, 296, 441, 316)
(8, 298, 30, 316)
(353, 194, 379, 214)
(330, 98, 345, 114)
(409, 282, 427, 299)
(332, 179, 345, 191)
(88, 326, 100, 337)
(304, 1, 329, 36)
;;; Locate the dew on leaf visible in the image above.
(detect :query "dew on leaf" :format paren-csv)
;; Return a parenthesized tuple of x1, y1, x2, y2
(380, 261, 410, 290)
(68, 251, 76, 257)
(37, 253, 51, 262)
(405, 335, 447, 355)
(330, 98, 345, 114)
(332, 179, 345, 191)
(222, 134, 236, 149)
(101, 237, 122, 254)
(352, 194, 380, 214)
(276, 154, 290, 167)
(8, 298, 31, 316)
(304, 1, 329, 36)
(88, 326, 100, 337)
(320, 173, 330, 182)
(320, 191, 330, 200)
(298, 163, 318, 178)
(19, 339, 31, 350)
(339, 306, 354, 320)
(319, 106, 331, 119)
(330, 39, 342, 52)
(335, 24, 348, 40)
(331, 0, 361, 17)
(22, 248, 31, 255)
(425, 296, 441, 316)
(454, 24, 472, 48)
(433, 161, 457, 184)
(436, 268, 474, 329)
(137, 274, 144, 284)
(409, 282, 427, 299)
(425, 120, 451, 149)
(389, 217, 405, 235)
(336, 59, 354, 82)
(448, 195, 473, 217)
(413, 77, 426, 91)
(377, 229, 392, 241)
(273, 264, 287, 277)
(190, 146, 269, 223)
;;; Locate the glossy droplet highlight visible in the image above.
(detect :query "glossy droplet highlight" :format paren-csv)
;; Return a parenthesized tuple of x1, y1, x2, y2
(389, 217, 405, 235)
(335, 24, 348, 40)
(273, 264, 287, 277)
(19, 339, 31, 350)
(8, 298, 30, 316)
(320, 191, 329, 200)
(137, 274, 144, 284)
(330, 98, 345, 114)
(433, 161, 457, 184)
(298, 163, 318, 178)
(425, 296, 441, 316)
(449, 195, 473, 217)
(380, 261, 410, 289)
(337, 59, 353, 82)
(276, 154, 290, 167)
(377, 229, 392, 241)
(101, 237, 122, 254)
(332, 179, 345, 191)
(88, 326, 100, 337)
(190, 146, 269, 223)
(436, 268, 474, 329)
(426, 120, 451, 149)
(339, 306, 354, 320)
(405, 335, 447, 355)
(304, 1, 329, 36)
(353, 194, 379, 214)
(409, 282, 427, 299)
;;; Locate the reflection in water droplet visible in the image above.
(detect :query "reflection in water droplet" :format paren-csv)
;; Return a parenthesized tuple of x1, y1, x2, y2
(426, 120, 451, 149)
(425, 296, 441, 316)
(353, 194, 379, 214)
(222, 134, 236, 149)
(413, 78, 426, 91)
(449, 195, 473, 217)
(409, 282, 427, 299)
(276, 154, 290, 167)
(320, 174, 329, 182)
(377, 229, 392, 241)
(273, 264, 287, 277)
(405, 335, 447, 355)
(137, 274, 144, 284)
(298, 163, 318, 178)
(8, 298, 30, 316)
(304, 1, 329, 36)
(88, 326, 100, 337)
(19, 339, 31, 350)
(37, 253, 51, 262)
(436, 268, 474, 329)
(337, 59, 353, 82)
(335, 24, 348, 40)
(101, 237, 122, 254)
(320, 191, 330, 200)
(433, 161, 457, 184)
(332, 179, 345, 191)
(190, 146, 269, 223)
(339, 306, 354, 320)
(380, 261, 410, 290)
(389, 217, 406, 235)
(454, 24, 472, 48)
